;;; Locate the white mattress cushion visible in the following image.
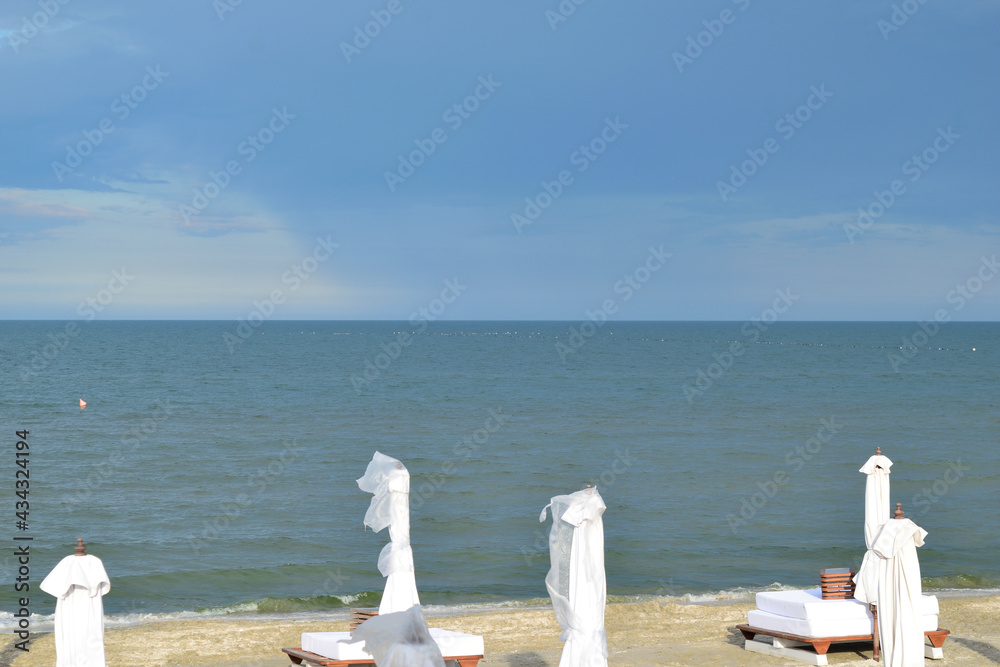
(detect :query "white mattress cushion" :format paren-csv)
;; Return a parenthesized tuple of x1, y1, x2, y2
(303, 632, 369, 661)
(302, 628, 485, 660)
(748, 609, 873, 638)
(756, 589, 870, 622)
(428, 628, 486, 656)
(747, 609, 939, 639)
(755, 588, 939, 621)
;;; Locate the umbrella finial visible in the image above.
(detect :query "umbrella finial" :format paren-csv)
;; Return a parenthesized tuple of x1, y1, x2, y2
(893, 502, 905, 519)
(876, 446, 881, 456)
(74, 538, 86, 556)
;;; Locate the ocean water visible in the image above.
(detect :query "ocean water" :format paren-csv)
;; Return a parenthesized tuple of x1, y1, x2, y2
(1, 320, 997, 628)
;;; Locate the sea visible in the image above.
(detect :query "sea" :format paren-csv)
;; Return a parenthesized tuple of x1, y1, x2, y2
(1, 320, 997, 631)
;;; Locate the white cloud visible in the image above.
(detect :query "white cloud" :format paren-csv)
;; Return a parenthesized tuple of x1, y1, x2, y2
(0, 187, 345, 318)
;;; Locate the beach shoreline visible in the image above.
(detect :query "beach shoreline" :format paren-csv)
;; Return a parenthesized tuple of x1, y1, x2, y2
(10, 592, 999, 666)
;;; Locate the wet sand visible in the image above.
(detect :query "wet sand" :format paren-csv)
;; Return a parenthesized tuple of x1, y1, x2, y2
(10, 594, 999, 666)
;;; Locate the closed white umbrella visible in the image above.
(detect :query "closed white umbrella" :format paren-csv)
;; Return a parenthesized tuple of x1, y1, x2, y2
(854, 447, 893, 605)
(871, 505, 928, 667)
(39, 539, 110, 667)
(540, 486, 608, 667)
(357, 452, 420, 614)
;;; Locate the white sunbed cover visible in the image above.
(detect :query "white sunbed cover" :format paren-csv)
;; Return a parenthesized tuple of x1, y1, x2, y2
(755, 588, 938, 620)
(302, 628, 485, 661)
(748, 588, 939, 639)
(747, 609, 939, 639)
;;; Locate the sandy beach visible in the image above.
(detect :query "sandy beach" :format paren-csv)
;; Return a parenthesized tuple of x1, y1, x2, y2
(7, 594, 998, 666)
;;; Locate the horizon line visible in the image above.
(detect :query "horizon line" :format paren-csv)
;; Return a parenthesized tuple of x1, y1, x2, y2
(2, 319, 999, 324)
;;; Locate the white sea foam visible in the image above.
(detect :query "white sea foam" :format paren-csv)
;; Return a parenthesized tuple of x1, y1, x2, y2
(0, 611, 55, 634)
(6, 584, 998, 635)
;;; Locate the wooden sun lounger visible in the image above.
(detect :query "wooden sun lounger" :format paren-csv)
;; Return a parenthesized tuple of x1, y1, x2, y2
(737, 624, 950, 665)
(282, 647, 483, 667)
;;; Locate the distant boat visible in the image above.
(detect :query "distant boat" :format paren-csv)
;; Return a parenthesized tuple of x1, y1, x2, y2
(79, 398, 87, 409)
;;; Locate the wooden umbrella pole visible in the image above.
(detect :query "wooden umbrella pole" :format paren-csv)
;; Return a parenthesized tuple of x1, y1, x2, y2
(872, 602, 880, 661)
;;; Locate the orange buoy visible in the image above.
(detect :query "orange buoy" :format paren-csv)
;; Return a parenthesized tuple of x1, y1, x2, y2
(79, 398, 87, 409)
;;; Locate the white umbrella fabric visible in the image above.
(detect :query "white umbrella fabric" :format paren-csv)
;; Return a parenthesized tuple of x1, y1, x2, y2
(870, 513, 928, 666)
(351, 604, 445, 667)
(39, 548, 111, 667)
(357, 451, 420, 615)
(540, 486, 608, 667)
(854, 448, 893, 605)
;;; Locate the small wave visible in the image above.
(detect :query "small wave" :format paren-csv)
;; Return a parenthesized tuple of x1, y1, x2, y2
(421, 597, 553, 616)
(0, 611, 56, 634)
(198, 600, 263, 616)
(651, 582, 799, 605)
(196, 591, 382, 616)
(0, 593, 385, 633)
(923, 573, 1000, 591)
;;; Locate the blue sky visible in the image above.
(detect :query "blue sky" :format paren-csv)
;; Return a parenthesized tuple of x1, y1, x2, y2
(1, 0, 997, 320)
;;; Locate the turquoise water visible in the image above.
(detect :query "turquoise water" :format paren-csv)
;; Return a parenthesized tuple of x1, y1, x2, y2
(1, 321, 997, 623)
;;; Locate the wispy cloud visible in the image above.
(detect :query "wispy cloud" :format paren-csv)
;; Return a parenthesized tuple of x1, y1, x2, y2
(2, 2, 997, 319)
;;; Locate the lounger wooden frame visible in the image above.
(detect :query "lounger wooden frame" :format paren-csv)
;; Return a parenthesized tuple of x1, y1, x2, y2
(736, 624, 949, 659)
(282, 647, 483, 667)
